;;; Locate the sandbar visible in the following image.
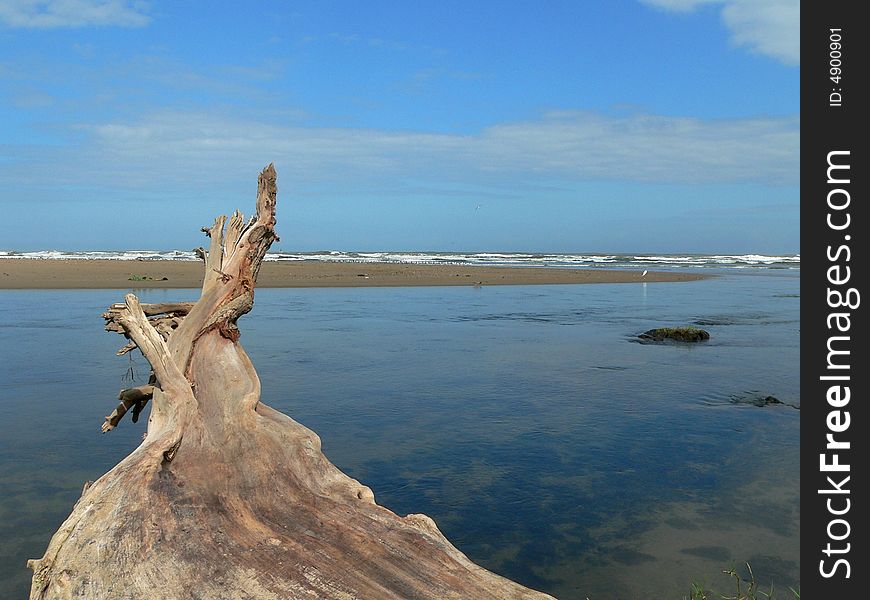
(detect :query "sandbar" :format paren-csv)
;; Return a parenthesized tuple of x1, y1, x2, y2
(0, 259, 708, 289)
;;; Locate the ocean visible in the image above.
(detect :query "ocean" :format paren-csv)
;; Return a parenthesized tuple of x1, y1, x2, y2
(0, 257, 799, 599)
(0, 250, 800, 271)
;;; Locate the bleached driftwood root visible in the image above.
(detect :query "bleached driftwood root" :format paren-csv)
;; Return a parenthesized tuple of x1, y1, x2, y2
(28, 165, 555, 600)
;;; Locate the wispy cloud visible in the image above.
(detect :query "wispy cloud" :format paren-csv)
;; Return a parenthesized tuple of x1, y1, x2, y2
(0, 0, 150, 28)
(0, 50, 294, 118)
(640, 0, 719, 9)
(316, 31, 446, 57)
(397, 68, 485, 95)
(641, 0, 799, 66)
(1, 109, 798, 197)
(9, 88, 54, 108)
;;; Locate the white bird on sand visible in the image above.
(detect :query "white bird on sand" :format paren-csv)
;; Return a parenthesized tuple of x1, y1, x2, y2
(642, 270, 648, 277)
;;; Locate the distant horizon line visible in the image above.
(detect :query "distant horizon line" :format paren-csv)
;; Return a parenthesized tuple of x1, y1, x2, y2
(0, 248, 802, 256)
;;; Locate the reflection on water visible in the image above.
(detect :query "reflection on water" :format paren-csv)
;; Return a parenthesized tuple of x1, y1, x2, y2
(0, 273, 799, 599)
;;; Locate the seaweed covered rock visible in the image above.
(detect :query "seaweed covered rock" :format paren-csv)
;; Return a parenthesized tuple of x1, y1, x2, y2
(639, 326, 710, 343)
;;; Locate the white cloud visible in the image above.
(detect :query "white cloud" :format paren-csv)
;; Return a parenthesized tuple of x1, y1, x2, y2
(4, 109, 797, 194)
(0, 0, 150, 28)
(641, 0, 799, 66)
(721, 1, 799, 66)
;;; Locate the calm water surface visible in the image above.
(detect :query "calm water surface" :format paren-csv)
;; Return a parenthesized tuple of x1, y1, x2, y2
(0, 272, 799, 599)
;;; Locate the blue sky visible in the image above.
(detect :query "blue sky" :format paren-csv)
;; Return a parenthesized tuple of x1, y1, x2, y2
(1, 0, 799, 253)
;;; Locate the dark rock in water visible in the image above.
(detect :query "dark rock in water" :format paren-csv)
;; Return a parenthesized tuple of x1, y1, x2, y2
(757, 395, 783, 406)
(639, 326, 710, 343)
(728, 393, 797, 409)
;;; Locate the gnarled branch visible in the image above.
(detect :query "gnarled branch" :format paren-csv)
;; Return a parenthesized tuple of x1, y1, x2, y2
(114, 294, 192, 402)
(104, 303, 191, 357)
(101, 385, 155, 432)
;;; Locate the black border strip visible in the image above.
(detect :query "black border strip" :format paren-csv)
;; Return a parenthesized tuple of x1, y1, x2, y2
(802, 2, 866, 596)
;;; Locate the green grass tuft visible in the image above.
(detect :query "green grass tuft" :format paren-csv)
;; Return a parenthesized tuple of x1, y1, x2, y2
(685, 563, 799, 600)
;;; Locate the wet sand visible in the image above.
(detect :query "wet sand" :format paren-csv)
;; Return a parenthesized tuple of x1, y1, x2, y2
(0, 259, 708, 289)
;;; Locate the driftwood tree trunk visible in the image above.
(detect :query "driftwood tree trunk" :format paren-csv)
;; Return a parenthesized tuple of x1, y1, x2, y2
(28, 165, 554, 600)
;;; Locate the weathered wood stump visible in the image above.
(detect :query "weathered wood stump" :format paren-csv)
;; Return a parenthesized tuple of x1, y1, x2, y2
(28, 165, 554, 600)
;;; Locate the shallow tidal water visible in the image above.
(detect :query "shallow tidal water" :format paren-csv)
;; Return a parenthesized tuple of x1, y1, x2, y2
(0, 271, 799, 599)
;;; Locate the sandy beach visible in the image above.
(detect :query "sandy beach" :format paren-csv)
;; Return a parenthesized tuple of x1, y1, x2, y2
(0, 259, 707, 289)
